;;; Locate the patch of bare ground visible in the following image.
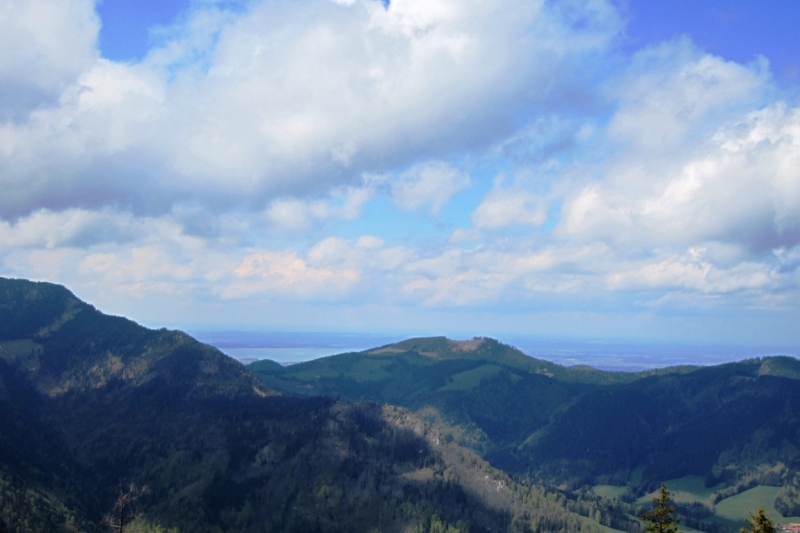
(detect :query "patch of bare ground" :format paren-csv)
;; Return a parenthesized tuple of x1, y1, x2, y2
(449, 338, 485, 352)
(381, 405, 599, 532)
(367, 347, 405, 355)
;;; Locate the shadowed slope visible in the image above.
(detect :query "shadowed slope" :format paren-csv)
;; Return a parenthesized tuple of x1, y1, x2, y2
(0, 278, 620, 533)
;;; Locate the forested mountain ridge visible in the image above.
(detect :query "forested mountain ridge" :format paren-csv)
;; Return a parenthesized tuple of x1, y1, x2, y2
(3, 276, 799, 533)
(249, 336, 800, 516)
(0, 278, 270, 400)
(0, 277, 624, 533)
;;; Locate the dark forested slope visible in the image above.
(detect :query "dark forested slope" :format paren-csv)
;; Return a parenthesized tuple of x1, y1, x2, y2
(0, 278, 615, 533)
(504, 358, 800, 486)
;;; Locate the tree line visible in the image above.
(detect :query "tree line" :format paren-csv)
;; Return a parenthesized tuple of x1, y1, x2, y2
(640, 483, 776, 533)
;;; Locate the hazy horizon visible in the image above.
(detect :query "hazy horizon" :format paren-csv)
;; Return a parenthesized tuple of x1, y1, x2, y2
(2, 0, 799, 348)
(190, 329, 800, 371)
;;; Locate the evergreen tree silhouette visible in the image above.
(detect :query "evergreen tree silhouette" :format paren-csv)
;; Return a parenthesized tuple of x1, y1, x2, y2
(639, 483, 679, 533)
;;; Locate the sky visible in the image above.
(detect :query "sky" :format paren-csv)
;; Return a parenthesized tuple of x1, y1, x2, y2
(1, 0, 800, 346)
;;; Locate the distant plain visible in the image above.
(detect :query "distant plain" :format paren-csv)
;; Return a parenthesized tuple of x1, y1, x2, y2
(193, 331, 800, 370)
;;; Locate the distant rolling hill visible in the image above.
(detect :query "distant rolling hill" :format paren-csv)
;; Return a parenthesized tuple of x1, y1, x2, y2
(0, 277, 630, 533)
(248, 336, 800, 520)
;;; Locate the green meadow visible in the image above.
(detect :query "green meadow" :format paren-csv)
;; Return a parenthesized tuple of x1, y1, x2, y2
(634, 475, 723, 506)
(592, 485, 628, 499)
(598, 476, 800, 530)
(714, 486, 800, 525)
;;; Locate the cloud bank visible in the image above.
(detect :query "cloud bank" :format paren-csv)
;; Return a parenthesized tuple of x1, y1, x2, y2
(1, 0, 799, 344)
(0, 0, 619, 217)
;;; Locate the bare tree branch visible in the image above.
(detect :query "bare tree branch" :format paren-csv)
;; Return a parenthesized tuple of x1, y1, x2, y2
(103, 483, 151, 533)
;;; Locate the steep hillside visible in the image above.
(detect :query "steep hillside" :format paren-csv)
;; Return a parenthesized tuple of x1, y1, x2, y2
(0, 278, 618, 533)
(248, 336, 800, 515)
(247, 337, 701, 457)
(502, 358, 800, 487)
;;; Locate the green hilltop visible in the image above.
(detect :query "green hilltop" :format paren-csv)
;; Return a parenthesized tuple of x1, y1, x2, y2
(248, 334, 800, 530)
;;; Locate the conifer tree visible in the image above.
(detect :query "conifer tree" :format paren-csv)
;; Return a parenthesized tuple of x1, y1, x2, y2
(639, 483, 679, 533)
(741, 507, 775, 533)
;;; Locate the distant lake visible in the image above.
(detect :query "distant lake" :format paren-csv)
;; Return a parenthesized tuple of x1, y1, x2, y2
(190, 330, 800, 371)
(189, 330, 401, 365)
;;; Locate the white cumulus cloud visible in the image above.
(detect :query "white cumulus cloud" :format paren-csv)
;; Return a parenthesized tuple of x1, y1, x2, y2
(471, 187, 547, 229)
(0, 0, 98, 118)
(391, 161, 470, 214)
(0, 0, 621, 218)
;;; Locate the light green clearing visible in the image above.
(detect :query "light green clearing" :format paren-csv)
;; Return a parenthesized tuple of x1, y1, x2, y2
(0, 339, 39, 356)
(0, 339, 42, 371)
(668, 475, 724, 500)
(713, 485, 800, 525)
(577, 514, 625, 533)
(636, 475, 723, 506)
(287, 357, 393, 382)
(634, 483, 800, 529)
(438, 364, 512, 392)
(593, 485, 628, 499)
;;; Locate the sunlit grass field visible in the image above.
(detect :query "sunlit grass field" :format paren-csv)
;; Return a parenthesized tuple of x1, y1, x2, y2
(596, 475, 800, 531)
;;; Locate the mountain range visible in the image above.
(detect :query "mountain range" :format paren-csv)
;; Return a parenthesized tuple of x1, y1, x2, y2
(2, 276, 799, 532)
(248, 336, 800, 529)
(250, 337, 800, 482)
